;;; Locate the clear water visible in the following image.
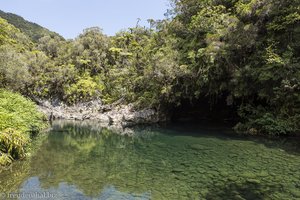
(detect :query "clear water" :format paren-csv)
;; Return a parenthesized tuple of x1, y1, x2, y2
(0, 121, 300, 200)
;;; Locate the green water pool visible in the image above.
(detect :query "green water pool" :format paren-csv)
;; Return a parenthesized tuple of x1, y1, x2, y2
(0, 121, 299, 200)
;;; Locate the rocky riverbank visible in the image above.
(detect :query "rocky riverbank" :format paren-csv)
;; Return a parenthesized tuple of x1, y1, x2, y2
(36, 99, 161, 127)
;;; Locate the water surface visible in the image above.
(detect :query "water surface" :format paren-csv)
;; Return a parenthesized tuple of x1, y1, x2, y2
(0, 121, 300, 199)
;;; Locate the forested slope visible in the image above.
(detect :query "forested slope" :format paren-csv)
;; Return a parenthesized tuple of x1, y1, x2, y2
(0, 18, 48, 167)
(0, 10, 63, 42)
(0, 0, 299, 136)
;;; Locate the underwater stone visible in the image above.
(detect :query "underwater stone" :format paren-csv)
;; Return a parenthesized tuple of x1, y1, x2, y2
(257, 171, 269, 177)
(234, 194, 246, 200)
(290, 188, 300, 198)
(228, 176, 238, 181)
(240, 172, 256, 179)
(246, 179, 261, 184)
(171, 168, 185, 173)
(189, 144, 210, 150)
(220, 172, 229, 177)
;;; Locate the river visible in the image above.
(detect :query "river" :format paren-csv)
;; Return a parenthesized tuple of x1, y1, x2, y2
(0, 121, 299, 199)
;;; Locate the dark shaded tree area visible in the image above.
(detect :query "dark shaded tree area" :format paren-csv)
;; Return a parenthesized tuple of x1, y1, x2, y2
(166, 0, 300, 135)
(0, 0, 299, 135)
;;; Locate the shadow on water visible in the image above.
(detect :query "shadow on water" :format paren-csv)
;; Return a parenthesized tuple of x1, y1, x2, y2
(205, 180, 282, 200)
(157, 121, 300, 156)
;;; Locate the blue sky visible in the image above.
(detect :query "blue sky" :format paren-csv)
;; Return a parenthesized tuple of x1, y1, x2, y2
(1, 0, 169, 39)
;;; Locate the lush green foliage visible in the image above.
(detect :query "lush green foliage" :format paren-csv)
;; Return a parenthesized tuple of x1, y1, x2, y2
(165, 0, 300, 135)
(0, 10, 63, 42)
(0, 89, 47, 166)
(0, 0, 299, 135)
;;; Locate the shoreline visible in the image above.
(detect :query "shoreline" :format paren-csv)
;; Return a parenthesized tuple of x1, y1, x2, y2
(36, 100, 162, 128)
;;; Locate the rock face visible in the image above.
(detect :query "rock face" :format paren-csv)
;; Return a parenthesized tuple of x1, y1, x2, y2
(36, 99, 160, 127)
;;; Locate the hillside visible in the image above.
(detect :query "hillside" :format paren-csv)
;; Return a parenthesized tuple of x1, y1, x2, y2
(0, 10, 63, 42)
(0, 0, 299, 136)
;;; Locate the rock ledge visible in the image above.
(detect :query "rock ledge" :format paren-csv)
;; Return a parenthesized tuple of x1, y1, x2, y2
(37, 100, 160, 127)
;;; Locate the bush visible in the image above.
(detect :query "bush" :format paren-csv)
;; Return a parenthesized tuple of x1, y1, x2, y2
(0, 89, 47, 166)
(64, 75, 105, 104)
(0, 152, 12, 166)
(0, 89, 46, 133)
(0, 128, 29, 159)
(235, 105, 298, 135)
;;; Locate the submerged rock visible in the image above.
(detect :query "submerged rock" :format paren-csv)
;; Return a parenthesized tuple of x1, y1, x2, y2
(189, 144, 210, 151)
(290, 188, 300, 198)
(246, 179, 261, 184)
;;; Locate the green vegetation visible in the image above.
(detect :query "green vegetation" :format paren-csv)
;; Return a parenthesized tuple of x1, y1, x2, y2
(0, 89, 47, 166)
(0, 0, 299, 136)
(0, 10, 63, 42)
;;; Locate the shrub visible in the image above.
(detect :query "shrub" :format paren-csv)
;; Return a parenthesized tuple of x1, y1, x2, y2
(0, 89, 46, 133)
(0, 89, 47, 166)
(64, 75, 105, 104)
(235, 105, 297, 135)
(0, 152, 12, 166)
(0, 128, 29, 159)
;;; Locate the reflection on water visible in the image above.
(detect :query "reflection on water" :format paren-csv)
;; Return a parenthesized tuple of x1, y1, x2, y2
(0, 120, 300, 200)
(19, 177, 150, 200)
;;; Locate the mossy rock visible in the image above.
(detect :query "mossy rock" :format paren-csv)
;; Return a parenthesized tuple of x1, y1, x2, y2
(257, 171, 269, 177)
(228, 176, 238, 181)
(240, 172, 257, 179)
(246, 179, 261, 184)
(189, 144, 210, 150)
(219, 171, 229, 177)
(290, 188, 300, 198)
(171, 168, 185, 173)
(234, 194, 246, 200)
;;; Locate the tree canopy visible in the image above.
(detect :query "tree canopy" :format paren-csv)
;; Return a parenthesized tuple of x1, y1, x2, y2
(0, 0, 299, 135)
